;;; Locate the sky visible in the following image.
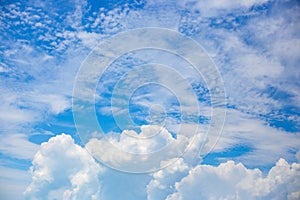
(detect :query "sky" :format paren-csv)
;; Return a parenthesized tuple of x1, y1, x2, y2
(0, 0, 300, 199)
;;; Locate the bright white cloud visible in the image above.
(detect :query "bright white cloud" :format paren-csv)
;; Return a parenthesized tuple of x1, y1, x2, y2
(24, 133, 152, 200)
(0, 89, 38, 130)
(25, 133, 300, 200)
(85, 125, 203, 173)
(166, 158, 300, 200)
(24, 134, 103, 200)
(147, 158, 190, 200)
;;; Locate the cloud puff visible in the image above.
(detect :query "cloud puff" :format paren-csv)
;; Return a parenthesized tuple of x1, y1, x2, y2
(147, 158, 190, 200)
(86, 125, 204, 173)
(24, 134, 103, 200)
(166, 159, 300, 200)
(24, 133, 152, 200)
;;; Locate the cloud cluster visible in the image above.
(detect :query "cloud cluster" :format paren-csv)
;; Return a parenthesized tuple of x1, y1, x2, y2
(166, 158, 300, 200)
(25, 133, 300, 200)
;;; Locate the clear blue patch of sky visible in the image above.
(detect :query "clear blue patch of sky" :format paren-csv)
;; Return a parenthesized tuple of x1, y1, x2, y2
(31, 108, 82, 145)
(28, 134, 53, 145)
(87, 0, 145, 11)
(202, 145, 253, 166)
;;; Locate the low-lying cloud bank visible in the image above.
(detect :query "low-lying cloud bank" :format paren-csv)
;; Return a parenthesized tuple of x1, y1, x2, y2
(24, 133, 300, 200)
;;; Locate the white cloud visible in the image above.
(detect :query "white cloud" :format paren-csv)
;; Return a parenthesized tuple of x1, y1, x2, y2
(0, 86, 71, 134)
(86, 5, 130, 34)
(166, 158, 300, 200)
(233, 53, 283, 79)
(124, 2, 180, 29)
(147, 158, 189, 200)
(0, 134, 39, 160)
(202, 31, 285, 115)
(24, 133, 152, 200)
(0, 103, 37, 126)
(36, 94, 70, 115)
(176, 0, 270, 17)
(207, 109, 300, 167)
(2, 0, 300, 199)
(76, 31, 103, 49)
(0, 89, 38, 130)
(166, 0, 300, 119)
(85, 125, 202, 173)
(24, 134, 103, 200)
(25, 133, 300, 200)
(242, 3, 300, 109)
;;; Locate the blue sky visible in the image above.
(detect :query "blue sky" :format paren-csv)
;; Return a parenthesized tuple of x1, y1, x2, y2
(0, 0, 300, 199)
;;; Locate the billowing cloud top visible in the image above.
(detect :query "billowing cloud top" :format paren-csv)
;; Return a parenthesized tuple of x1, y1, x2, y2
(24, 134, 103, 200)
(25, 133, 300, 200)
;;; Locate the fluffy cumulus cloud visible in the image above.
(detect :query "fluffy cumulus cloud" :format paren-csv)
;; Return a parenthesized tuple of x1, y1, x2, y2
(147, 158, 190, 200)
(166, 159, 300, 200)
(25, 133, 300, 200)
(24, 134, 103, 200)
(85, 125, 203, 173)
